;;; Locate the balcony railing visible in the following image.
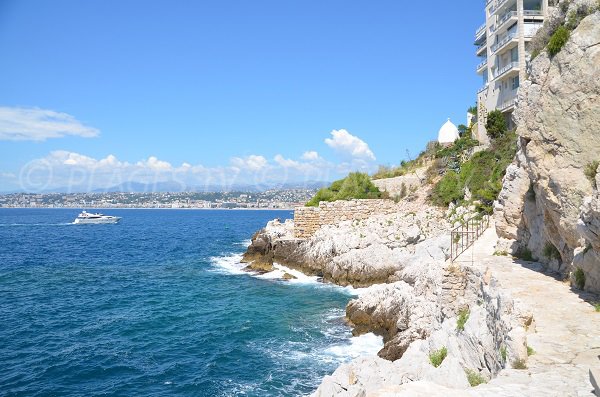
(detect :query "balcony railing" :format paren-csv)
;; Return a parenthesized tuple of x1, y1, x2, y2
(478, 84, 489, 94)
(499, 99, 516, 111)
(523, 10, 544, 16)
(491, 31, 517, 53)
(475, 23, 487, 39)
(477, 59, 488, 71)
(495, 61, 519, 79)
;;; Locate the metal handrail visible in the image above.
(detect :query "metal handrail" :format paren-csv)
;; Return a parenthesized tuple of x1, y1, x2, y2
(450, 214, 491, 262)
(491, 32, 517, 53)
(494, 61, 519, 79)
(477, 58, 488, 70)
(475, 23, 487, 38)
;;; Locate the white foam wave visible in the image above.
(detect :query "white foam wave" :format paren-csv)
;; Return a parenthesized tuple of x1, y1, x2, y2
(325, 333, 383, 360)
(257, 263, 320, 285)
(209, 253, 246, 275)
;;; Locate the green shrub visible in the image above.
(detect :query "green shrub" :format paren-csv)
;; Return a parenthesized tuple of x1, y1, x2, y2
(306, 172, 382, 207)
(574, 268, 586, 290)
(584, 161, 599, 188)
(593, 302, 600, 312)
(515, 247, 534, 262)
(429, 131, 517, 213)
(486, 110, 507, 140)
(500, 346, 507, 362)
(547, 26, 570, 57)
(457, 308, 470, 332)
(512, 359, 528, 370)
(543, 242, 561, 262)
(465, 369, 487, 387)
(429, 347, 448, 368)
(527, 346, 535, 356)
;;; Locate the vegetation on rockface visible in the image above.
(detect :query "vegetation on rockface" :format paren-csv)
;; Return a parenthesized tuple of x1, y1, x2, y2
(485, 110, 507, 140)
(594, 302, 600, 312)
(306, 172, 382, 207)
(500, 346, 507, 362)
(584, 161, 599, 188)
(547, 26, 571, 56)
(465, 369, 487, 387)
(530, 0, 600, 59)
(515, 246, 535, 262)
(429, 346, 448, 368)
(543, 242, 562, 262)
(430, 131, 518, 214)
(527, 345, 536, 356)
(372, 141, 440, 180)
(512, 359, 528, 370)
(574, 267, 586, 290)
(456, 308, 470, 332)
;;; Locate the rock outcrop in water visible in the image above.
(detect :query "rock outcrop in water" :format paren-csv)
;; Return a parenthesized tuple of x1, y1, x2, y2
(243, 193, 449, 287)
(495, 7, 600, 293)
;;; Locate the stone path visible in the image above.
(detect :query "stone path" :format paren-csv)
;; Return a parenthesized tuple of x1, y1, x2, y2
(452, 225, 600, 396)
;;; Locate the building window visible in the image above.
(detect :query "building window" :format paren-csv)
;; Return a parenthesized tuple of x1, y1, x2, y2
(511, 47, 519, 63)
(512, 76, 520, 90)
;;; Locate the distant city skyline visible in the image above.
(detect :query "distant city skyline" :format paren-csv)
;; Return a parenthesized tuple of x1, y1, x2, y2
(0, 0, 483, 192)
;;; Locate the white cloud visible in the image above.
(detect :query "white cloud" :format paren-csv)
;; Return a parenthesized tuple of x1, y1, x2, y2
(325, 129, 376, 161)
(274, 154, 301, 168)
(0, 107, 100, 141)
(230, 155, 268, 172)
(137, 156, 173, 171)
(301, 151, 320, 161)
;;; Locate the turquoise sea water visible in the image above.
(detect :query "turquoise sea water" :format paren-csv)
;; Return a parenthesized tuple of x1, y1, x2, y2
(0, 209, 379, 396)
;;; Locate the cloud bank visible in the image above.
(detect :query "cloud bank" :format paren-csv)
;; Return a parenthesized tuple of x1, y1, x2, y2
(0, 107, 99, 141)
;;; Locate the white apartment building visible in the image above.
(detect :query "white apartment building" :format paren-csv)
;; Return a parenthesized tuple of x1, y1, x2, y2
(474, 0, 551, 143)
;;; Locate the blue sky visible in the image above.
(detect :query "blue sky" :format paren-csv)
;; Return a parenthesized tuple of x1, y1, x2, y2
(0, 0, 484, 192)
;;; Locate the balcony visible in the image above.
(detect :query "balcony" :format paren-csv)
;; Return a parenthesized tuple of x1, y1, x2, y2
(494, 61, 519, 80)
(499, 99, 516, 111)
(491, 31, 518, 54)
(477, 58, 488, 72)
(476, 42, 487, 56)
(478, 84, 489, 94)
(475, 23, 487, 40)
(491, 0, 512, 15)
(495, 11, 518, 33)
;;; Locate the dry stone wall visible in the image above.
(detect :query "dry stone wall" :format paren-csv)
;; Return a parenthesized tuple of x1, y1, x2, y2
(294, 199, 399, 239)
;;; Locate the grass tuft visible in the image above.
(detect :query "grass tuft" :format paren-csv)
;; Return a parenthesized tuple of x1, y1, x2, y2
(512, 358, 527, 370)
(527, 345, 535, 356)
(429, 347, 448, 368)
(584, 161, 599, 189)
(547, 26, 570, 57)
(574, 268, 586, 290)
(457, 308, 470, 332)
(465, 369, 487, 387)
(500, 346, 507, 362)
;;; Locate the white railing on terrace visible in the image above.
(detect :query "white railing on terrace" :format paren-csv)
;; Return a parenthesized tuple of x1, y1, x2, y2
(477, 59, 488, 71)
(492, 31, 517, 53)
(475, 23, 487, 38)
(499, 99, 516, 111)
(494, 61, 519, 79)
(478, 84, 489, 94)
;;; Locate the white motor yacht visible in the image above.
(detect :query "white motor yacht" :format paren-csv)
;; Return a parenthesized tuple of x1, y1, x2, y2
(74, 211, 121, 224)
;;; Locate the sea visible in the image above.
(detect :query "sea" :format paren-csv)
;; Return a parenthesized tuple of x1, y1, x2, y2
(0, 209, 382, 397)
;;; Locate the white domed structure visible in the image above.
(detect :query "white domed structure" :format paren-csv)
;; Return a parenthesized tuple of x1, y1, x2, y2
(437, 118, 460, 146)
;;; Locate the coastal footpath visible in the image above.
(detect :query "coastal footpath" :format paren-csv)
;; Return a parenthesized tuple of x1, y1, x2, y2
(243, 2, 600, 395)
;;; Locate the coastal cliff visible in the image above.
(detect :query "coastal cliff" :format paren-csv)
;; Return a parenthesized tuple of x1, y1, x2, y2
(495, 6, 600, 293)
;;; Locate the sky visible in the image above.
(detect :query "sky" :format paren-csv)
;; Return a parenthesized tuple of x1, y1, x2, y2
(0, 0, 485, 192)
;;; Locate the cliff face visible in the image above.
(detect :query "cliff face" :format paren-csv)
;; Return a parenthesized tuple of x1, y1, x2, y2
(495, 10, 600, 292)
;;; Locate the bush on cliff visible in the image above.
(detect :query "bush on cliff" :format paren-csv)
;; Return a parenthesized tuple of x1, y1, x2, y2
(485, 110, 507, 140)
(548, 25, 570, 57)
(430, 131, 517, 213)
(306, 172, 382, 207)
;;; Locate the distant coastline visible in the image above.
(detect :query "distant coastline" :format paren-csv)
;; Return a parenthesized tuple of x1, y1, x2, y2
(0, 206, 296, 211)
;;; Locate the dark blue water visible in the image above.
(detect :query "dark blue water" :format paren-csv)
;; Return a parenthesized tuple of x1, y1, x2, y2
(0, 209, 373, 397)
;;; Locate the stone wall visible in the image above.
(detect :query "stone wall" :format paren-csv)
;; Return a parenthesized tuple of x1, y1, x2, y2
(372, 175, 422, 198)
(294, 199, 399, 238)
